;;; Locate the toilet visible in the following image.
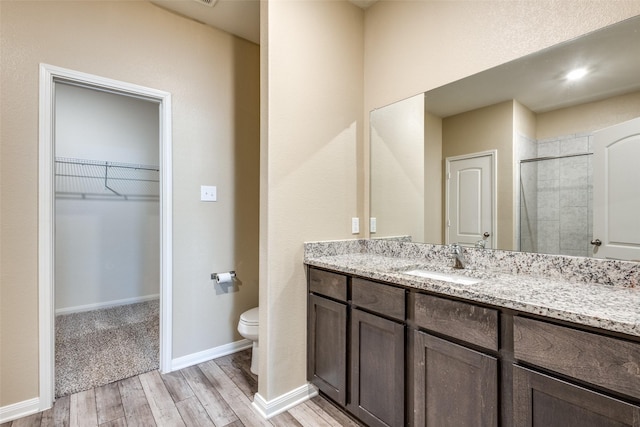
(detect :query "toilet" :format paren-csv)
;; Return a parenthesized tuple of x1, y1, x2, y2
(237, 307, 259, 375)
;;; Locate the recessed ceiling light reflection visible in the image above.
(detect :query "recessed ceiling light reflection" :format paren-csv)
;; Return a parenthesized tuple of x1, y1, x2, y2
(566, 68, 588, 81)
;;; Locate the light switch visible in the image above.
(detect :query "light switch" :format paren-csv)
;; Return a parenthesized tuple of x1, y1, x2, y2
(370, 217, 377, 233)
(351, 217, 360, 234)
(201, 185, 217, 202)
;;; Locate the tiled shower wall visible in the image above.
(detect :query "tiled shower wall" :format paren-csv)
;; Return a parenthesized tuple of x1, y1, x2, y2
(520, 133, 593, 257)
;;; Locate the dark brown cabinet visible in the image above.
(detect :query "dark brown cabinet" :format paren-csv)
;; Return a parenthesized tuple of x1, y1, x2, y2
(513, 316, 640, 427)
(307, 293, 347, 405)
(513, 316, 640, 401)
(306, 266, 640, 427)
(411, 292, 499, 426)
(307, 268, 406, 427)
(413, 293, 499, 351)
(413, 329, 498, 426)
(349, 308, 405, 427)
(513, 365, 640, 427)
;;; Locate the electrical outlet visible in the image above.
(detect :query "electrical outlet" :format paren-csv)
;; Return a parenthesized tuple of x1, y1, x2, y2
(200, 185, 217, 202)
(351, 217, 360, 234)
(370, 217, 377, 233)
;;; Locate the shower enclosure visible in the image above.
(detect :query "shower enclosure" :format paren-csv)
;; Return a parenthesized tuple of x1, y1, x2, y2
(519, 135, 593, 257)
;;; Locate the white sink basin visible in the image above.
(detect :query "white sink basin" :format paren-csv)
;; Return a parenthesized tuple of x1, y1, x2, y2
(403, 269, 482, 285)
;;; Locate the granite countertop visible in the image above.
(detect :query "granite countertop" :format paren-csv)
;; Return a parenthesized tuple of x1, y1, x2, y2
(305, 252, 640, 338)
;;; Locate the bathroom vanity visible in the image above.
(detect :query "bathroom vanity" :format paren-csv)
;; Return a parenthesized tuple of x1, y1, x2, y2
(305, 240, 640, 427)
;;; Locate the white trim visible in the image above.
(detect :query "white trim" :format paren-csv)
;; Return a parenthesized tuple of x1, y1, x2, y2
(0, 398, 40, 424)
(252, 383, 319, 420)
(38, 64, 173, 410)
(444, 149, 498, 248)
(159, 89, 173, 375)
(38, 63, 56, 412)
(171, 339, 253, 371)
(55, 295, 160, 315)
(492, 150, 498, 248)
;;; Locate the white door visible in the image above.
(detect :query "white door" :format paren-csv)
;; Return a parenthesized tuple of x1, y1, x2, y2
(446, 151, 496, 248)
(592, 116, 640, 260)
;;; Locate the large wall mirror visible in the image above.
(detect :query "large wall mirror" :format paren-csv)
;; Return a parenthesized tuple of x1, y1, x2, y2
(370, 16, 640, 261)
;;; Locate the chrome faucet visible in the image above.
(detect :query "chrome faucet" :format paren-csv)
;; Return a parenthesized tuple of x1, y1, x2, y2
(450, 243, 466, 269)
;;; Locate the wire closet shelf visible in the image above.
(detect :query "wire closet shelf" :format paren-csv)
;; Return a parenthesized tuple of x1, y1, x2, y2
(55, 157, 160, 201)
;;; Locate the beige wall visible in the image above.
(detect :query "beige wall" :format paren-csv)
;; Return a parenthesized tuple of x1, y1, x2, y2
(260, 0, 363, 400)
(371, 93, 425, 240)
(0, 1, 259, 407)
(536, 90, 640, 139)
(514, 101, 537, 142)
(442, 101, 515, 249)
(424, 111, 444, 244)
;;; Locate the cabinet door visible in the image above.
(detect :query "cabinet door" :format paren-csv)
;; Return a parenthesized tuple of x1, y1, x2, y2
(414, 330, 498, 427)
(350, 308, 405, 427)
(513, 365, 640, 427)
(308, 294, 347, 405)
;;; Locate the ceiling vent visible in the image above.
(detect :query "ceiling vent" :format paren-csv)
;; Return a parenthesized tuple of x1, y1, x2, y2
(193, 0, 218, 7)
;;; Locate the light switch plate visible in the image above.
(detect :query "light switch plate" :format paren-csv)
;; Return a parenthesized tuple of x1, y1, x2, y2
(351, 217, 360, 234)
(201, 185, 217, 202)
(370, 217, 377, 233)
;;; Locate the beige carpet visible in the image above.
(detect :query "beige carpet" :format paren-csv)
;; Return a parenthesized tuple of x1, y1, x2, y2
(55, 300, 159, 398)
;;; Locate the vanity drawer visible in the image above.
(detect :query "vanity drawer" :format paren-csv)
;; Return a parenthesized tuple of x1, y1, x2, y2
(352, 278, 405, 321)
(514, 316, 640, 400)
(413, 293, 498, 351)
(309, 268, 347, 302)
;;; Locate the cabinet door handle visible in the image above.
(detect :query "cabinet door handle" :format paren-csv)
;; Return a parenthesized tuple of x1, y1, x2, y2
(483, 232, 490, 238)
(590, 239, 602, 246)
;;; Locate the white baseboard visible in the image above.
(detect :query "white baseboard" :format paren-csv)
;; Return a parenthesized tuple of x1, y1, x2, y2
(252, 383, 319, 419)
(55, 294, 160, 315)
(0, 397, 41, 424)
(170, 339, 252, 372)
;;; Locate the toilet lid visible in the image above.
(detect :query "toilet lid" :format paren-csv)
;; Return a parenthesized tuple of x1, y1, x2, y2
(240, 307, 259, 326)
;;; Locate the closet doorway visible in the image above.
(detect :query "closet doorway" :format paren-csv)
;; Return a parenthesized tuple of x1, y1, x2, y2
(55, 82, 161, 397)
(38, 64, 173, 408)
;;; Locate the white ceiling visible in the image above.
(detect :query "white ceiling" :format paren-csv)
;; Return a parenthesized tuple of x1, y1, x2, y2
(150, 0, 261, 44)
(424, 16, 640, 116)
(149, 0, 376, 45)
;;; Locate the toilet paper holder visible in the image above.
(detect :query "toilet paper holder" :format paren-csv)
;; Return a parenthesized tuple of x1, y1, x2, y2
(211, 271, 236, 283)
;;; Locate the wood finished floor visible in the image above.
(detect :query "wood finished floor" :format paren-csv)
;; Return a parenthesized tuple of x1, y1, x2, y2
(2, 349, 363, 427)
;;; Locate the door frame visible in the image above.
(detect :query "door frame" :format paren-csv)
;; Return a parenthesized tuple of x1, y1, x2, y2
(38, 63, 173, 408)
(444, 150, 497, 248)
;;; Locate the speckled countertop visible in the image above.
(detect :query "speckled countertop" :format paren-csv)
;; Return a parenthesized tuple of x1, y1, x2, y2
(304, 239, 640, 338)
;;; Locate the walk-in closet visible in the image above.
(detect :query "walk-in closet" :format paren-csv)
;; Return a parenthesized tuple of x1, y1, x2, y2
(54, 83, 160, 397)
